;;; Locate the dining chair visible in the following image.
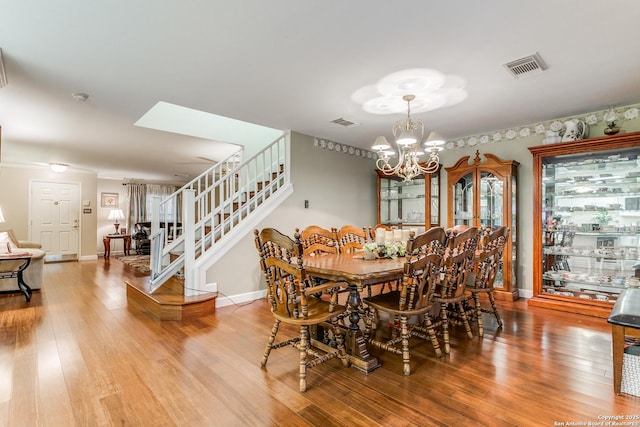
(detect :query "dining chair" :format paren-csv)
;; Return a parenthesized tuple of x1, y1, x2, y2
(300, 225, 339, 256)
(254, 228, 349, 392)
(433, 226, 479, 354)
(336, 225, 369, 253)
(362, 227, 447, 374)
(466, 226, 508, 337)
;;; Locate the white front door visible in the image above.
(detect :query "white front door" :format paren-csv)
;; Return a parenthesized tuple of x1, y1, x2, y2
(30, 181, 80, 261)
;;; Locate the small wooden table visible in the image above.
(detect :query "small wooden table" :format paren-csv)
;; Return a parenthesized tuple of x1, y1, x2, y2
(304, 253, 405, 372)
(103, 234, 131, 259)
(0, 255, 32, 301)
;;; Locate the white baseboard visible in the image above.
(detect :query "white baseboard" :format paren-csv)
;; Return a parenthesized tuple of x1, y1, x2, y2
(80, 254, 98, 261)
(216, 289, 266, 308)
(518, 289, 533, 299)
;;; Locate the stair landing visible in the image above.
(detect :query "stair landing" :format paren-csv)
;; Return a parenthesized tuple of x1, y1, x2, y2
(125, 276, 217, 321)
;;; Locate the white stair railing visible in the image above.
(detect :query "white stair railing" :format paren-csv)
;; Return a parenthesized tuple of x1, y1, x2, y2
(148, 133, 291, 293)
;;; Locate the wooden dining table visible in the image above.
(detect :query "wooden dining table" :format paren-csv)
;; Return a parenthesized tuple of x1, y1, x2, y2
(304, 252, 405, 373)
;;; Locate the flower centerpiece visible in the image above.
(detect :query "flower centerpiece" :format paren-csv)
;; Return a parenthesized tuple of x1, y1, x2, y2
(363, 241, 407, 260)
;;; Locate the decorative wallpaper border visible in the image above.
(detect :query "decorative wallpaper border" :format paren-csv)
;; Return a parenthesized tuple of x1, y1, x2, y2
(314, 102, 640, 158)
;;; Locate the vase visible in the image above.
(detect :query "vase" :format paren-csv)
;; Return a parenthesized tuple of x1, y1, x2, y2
(364, 251, 378, 260)
(561, 120, 588, 142)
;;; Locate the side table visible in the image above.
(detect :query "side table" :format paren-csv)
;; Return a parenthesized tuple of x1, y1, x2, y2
(608, 287, 640, 394)
(0, 255, 33, 301)
(103, 234, 131, 259)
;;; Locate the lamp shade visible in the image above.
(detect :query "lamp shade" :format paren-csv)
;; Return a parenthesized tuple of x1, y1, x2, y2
(0, 206, 5, 223)
(108, 209, 125, 221)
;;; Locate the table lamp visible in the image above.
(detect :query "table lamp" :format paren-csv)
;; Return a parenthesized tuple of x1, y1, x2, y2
(108, 209, 125, 233)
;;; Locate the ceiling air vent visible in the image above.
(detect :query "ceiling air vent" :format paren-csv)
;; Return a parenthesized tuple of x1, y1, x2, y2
(331, 117, 358, 127)
(503, 53, 547, 79)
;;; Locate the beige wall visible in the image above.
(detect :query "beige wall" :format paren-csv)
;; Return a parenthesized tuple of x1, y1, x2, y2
(205, 131, 378, 301)
(0, 164, 98, 258)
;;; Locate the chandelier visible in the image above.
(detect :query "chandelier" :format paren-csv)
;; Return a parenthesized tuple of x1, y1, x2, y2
(372, 94, 444, 182)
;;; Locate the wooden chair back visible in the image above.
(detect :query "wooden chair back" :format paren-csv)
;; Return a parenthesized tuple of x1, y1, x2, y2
(300, 225, 338, 256)
(471, 226, 508, 290)
(439, 227, 479, 299)
(254, 228, 309, 320)
(336, 225, 368, 253)
(401, 227, 447, 311)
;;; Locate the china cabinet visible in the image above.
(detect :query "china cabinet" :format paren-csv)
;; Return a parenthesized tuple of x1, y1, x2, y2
(529, 132, 640, 318)
(446, 152, 519, 301)
(376, 166, 440, 231)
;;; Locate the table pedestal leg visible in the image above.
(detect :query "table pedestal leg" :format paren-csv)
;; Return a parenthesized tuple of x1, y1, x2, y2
(103, 237, 110, 259)
(342, 285, 380, 373)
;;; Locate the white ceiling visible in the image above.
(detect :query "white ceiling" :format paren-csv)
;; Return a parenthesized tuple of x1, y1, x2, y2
(2, 1, 640, 182)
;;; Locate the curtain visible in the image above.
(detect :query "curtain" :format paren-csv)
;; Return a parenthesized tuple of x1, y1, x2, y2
(126, 184, 147, 230)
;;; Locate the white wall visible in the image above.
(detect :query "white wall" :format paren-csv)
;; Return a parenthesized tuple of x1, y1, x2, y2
(205, 131, 378, 301)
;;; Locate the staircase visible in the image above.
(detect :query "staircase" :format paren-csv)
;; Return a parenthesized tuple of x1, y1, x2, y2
(125, 133, 293, 320)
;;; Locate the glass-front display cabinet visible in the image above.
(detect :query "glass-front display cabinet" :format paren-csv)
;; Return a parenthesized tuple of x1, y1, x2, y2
(376, 166, 440, 231)
(529, 132, 640, 318)
(446, 151, 520, 301)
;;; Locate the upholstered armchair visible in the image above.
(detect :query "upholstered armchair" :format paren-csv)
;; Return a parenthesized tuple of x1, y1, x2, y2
(0, 229, 45, 292)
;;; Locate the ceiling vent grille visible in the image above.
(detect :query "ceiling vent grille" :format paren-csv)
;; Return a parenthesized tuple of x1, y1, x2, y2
(331, 117, 358, 127)
(503, 53, 547, 79)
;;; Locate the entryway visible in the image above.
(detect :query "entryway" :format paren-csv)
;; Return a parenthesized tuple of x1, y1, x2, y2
(30, 181, 80, 262)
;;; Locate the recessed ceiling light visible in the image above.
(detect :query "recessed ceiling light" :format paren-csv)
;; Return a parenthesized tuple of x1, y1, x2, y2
(72, 92, 89, 101)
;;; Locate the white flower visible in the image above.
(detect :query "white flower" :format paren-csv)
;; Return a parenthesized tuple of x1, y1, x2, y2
(456, 139, 465, 148)
(320, 140, 327, 148)
(492, 132, 502, 142)
(550, 121, 563, 131)
(585, 114, 598, 125)
(625, 108, 639, 120)
(334, 143, 341, 151)
(480, 135, 489, 144)
(348, 147, 354, 155)
(519, 128, 531, 137)
(327, 141, 334, 150)
(366, 152, 373, 159)
(468, 136, 478, 146)
(505, 129, 516, 140)
(446, 141, 455, 150)
(342, 145, 348, 153)
(355, 149, 361, 156)
(535, 124, 546, 134)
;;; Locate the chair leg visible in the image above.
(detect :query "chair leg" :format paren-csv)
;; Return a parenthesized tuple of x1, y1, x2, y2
(488, 292, 503, 329)
(473, 294, 484, 338)
(299, 325, 309, 392)
(440, 303, 451, 354)
(422, 316, 442, 358)
(400, 316, 411, 376)
(261, 319, 280, 367)
(457, 302, 474, 339)
(334, 329, 349, 367)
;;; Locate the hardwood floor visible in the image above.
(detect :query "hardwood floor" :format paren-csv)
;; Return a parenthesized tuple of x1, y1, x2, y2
(0, 259, 638, 426)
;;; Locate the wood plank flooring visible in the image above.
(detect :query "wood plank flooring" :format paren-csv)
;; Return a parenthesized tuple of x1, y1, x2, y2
(0, 258, 638, 426)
